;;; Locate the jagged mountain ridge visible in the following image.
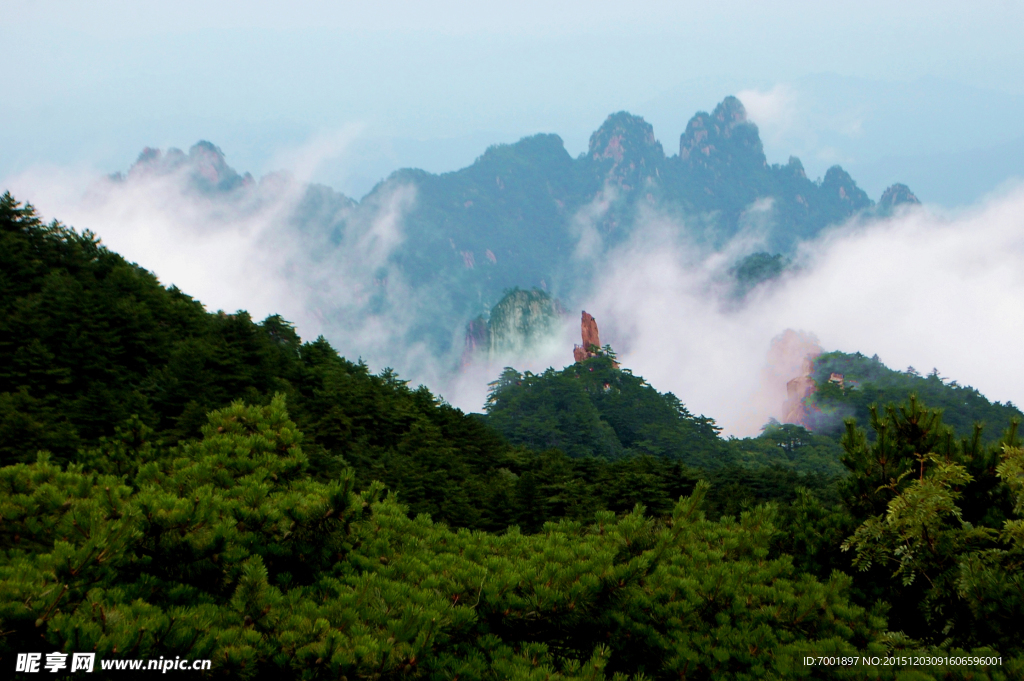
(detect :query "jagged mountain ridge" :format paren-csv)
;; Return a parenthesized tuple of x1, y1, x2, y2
(118, 97, 918, 360)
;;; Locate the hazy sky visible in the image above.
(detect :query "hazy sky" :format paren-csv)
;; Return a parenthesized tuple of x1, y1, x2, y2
(5, 0, 1024, 203)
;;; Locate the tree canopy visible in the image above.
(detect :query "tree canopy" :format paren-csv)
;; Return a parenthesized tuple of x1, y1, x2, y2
(2, 192, 1023, 678)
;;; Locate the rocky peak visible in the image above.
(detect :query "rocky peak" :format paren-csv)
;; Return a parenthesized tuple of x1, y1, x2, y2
(485, 288, 561, 359)
(477, 133, 571, 169)
(785, 156, 806, 179)
(712, 95, 749, 126)
(878, 183, 921, 209)
(679, 96, 766, 169)
(588, 112, 663, 161)
(188, 141, 236, 188)
(764, 330, 823, 429)
(586, 112, 665, 189)
(821, 165, 872, 211)
(122, 141, 252, 194)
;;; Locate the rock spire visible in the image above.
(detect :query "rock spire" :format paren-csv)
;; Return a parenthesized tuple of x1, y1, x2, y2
(573, 311, 604, 363)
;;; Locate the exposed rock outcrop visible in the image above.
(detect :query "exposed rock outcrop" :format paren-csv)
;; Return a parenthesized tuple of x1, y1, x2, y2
(487, 289, 561, 358)
(120, 141, 255, 194)
(877, 183, 921, 216)
(461, 316, 489, 367)
(783, 360, 817, 426)
(572, 311, 619, 367)
(821, 166, 872, 211)
(581, 311, 600, 351)
(587, 112, 666, 190)
(679, 96, 766, 171)
(461, 288, 563, 365)
(573, 311, 602, 362)
(762, 329, 823, 429)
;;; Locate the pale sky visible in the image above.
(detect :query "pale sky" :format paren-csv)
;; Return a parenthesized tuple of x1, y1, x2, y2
(5, 0, 1024, 203)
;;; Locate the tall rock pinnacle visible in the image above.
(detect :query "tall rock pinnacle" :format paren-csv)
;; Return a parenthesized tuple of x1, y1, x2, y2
(573, 311, 602, 363)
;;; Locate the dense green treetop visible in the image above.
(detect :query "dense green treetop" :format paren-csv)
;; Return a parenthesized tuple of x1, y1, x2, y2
(729, 251, 788, 298)
(484, 356, 729, 469)
(732, 422, 847, 478)
(838, 396, 1022, 653)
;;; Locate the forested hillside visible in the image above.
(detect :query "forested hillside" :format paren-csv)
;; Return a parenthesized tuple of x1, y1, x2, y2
(2, 192, 1023, 679)
(807, 351, 1022, 438)
(484, 357, 729, 468)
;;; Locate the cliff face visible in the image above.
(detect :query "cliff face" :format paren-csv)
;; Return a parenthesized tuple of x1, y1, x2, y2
(461, 316, 489, 367)
(763, 329, 823, 429)
(488, 289, 561, 358)
(783, 362, 817, 427)
(581, 311, 600, 351)
(461, 288, 563, 364)
(679, 96, 766, 172)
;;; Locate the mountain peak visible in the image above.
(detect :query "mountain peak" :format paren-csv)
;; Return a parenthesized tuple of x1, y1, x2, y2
(588, 112, 664, 164)
(821, 165, 872, 210)
(589, 112, 661, 157)
(712, 95, 749, 126)
(123, 141, 252, 193)
(679, 96, 765, 168)
(586, 112, 665, 191)
(878, 183, 921, 209)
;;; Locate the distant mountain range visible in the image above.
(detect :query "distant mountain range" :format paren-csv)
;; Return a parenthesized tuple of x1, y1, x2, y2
(116, 96, 919, 363)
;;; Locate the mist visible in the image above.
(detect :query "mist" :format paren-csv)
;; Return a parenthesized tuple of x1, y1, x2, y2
(580, 187, 1024, 435)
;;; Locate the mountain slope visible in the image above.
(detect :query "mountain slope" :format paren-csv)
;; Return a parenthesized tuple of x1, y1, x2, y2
(806, 351, 1022, 439)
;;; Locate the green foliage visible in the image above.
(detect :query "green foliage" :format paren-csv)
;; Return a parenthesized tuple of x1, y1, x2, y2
(733, 422, 847, 477)
(839, 396, 1024, 654)
(729, 251, 788, 298)
(5, 401, 1017, 677)
(0, 193, 521, 530)
(0, 401, 904, 679)
(807, 351, 1022, 439)
(485, 360, 849, 482)
(485, 358, 730, 469)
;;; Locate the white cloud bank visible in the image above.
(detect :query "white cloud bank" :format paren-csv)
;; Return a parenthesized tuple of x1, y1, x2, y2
(583, 188, 1024, 435)
(735, 84, 799, 149)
